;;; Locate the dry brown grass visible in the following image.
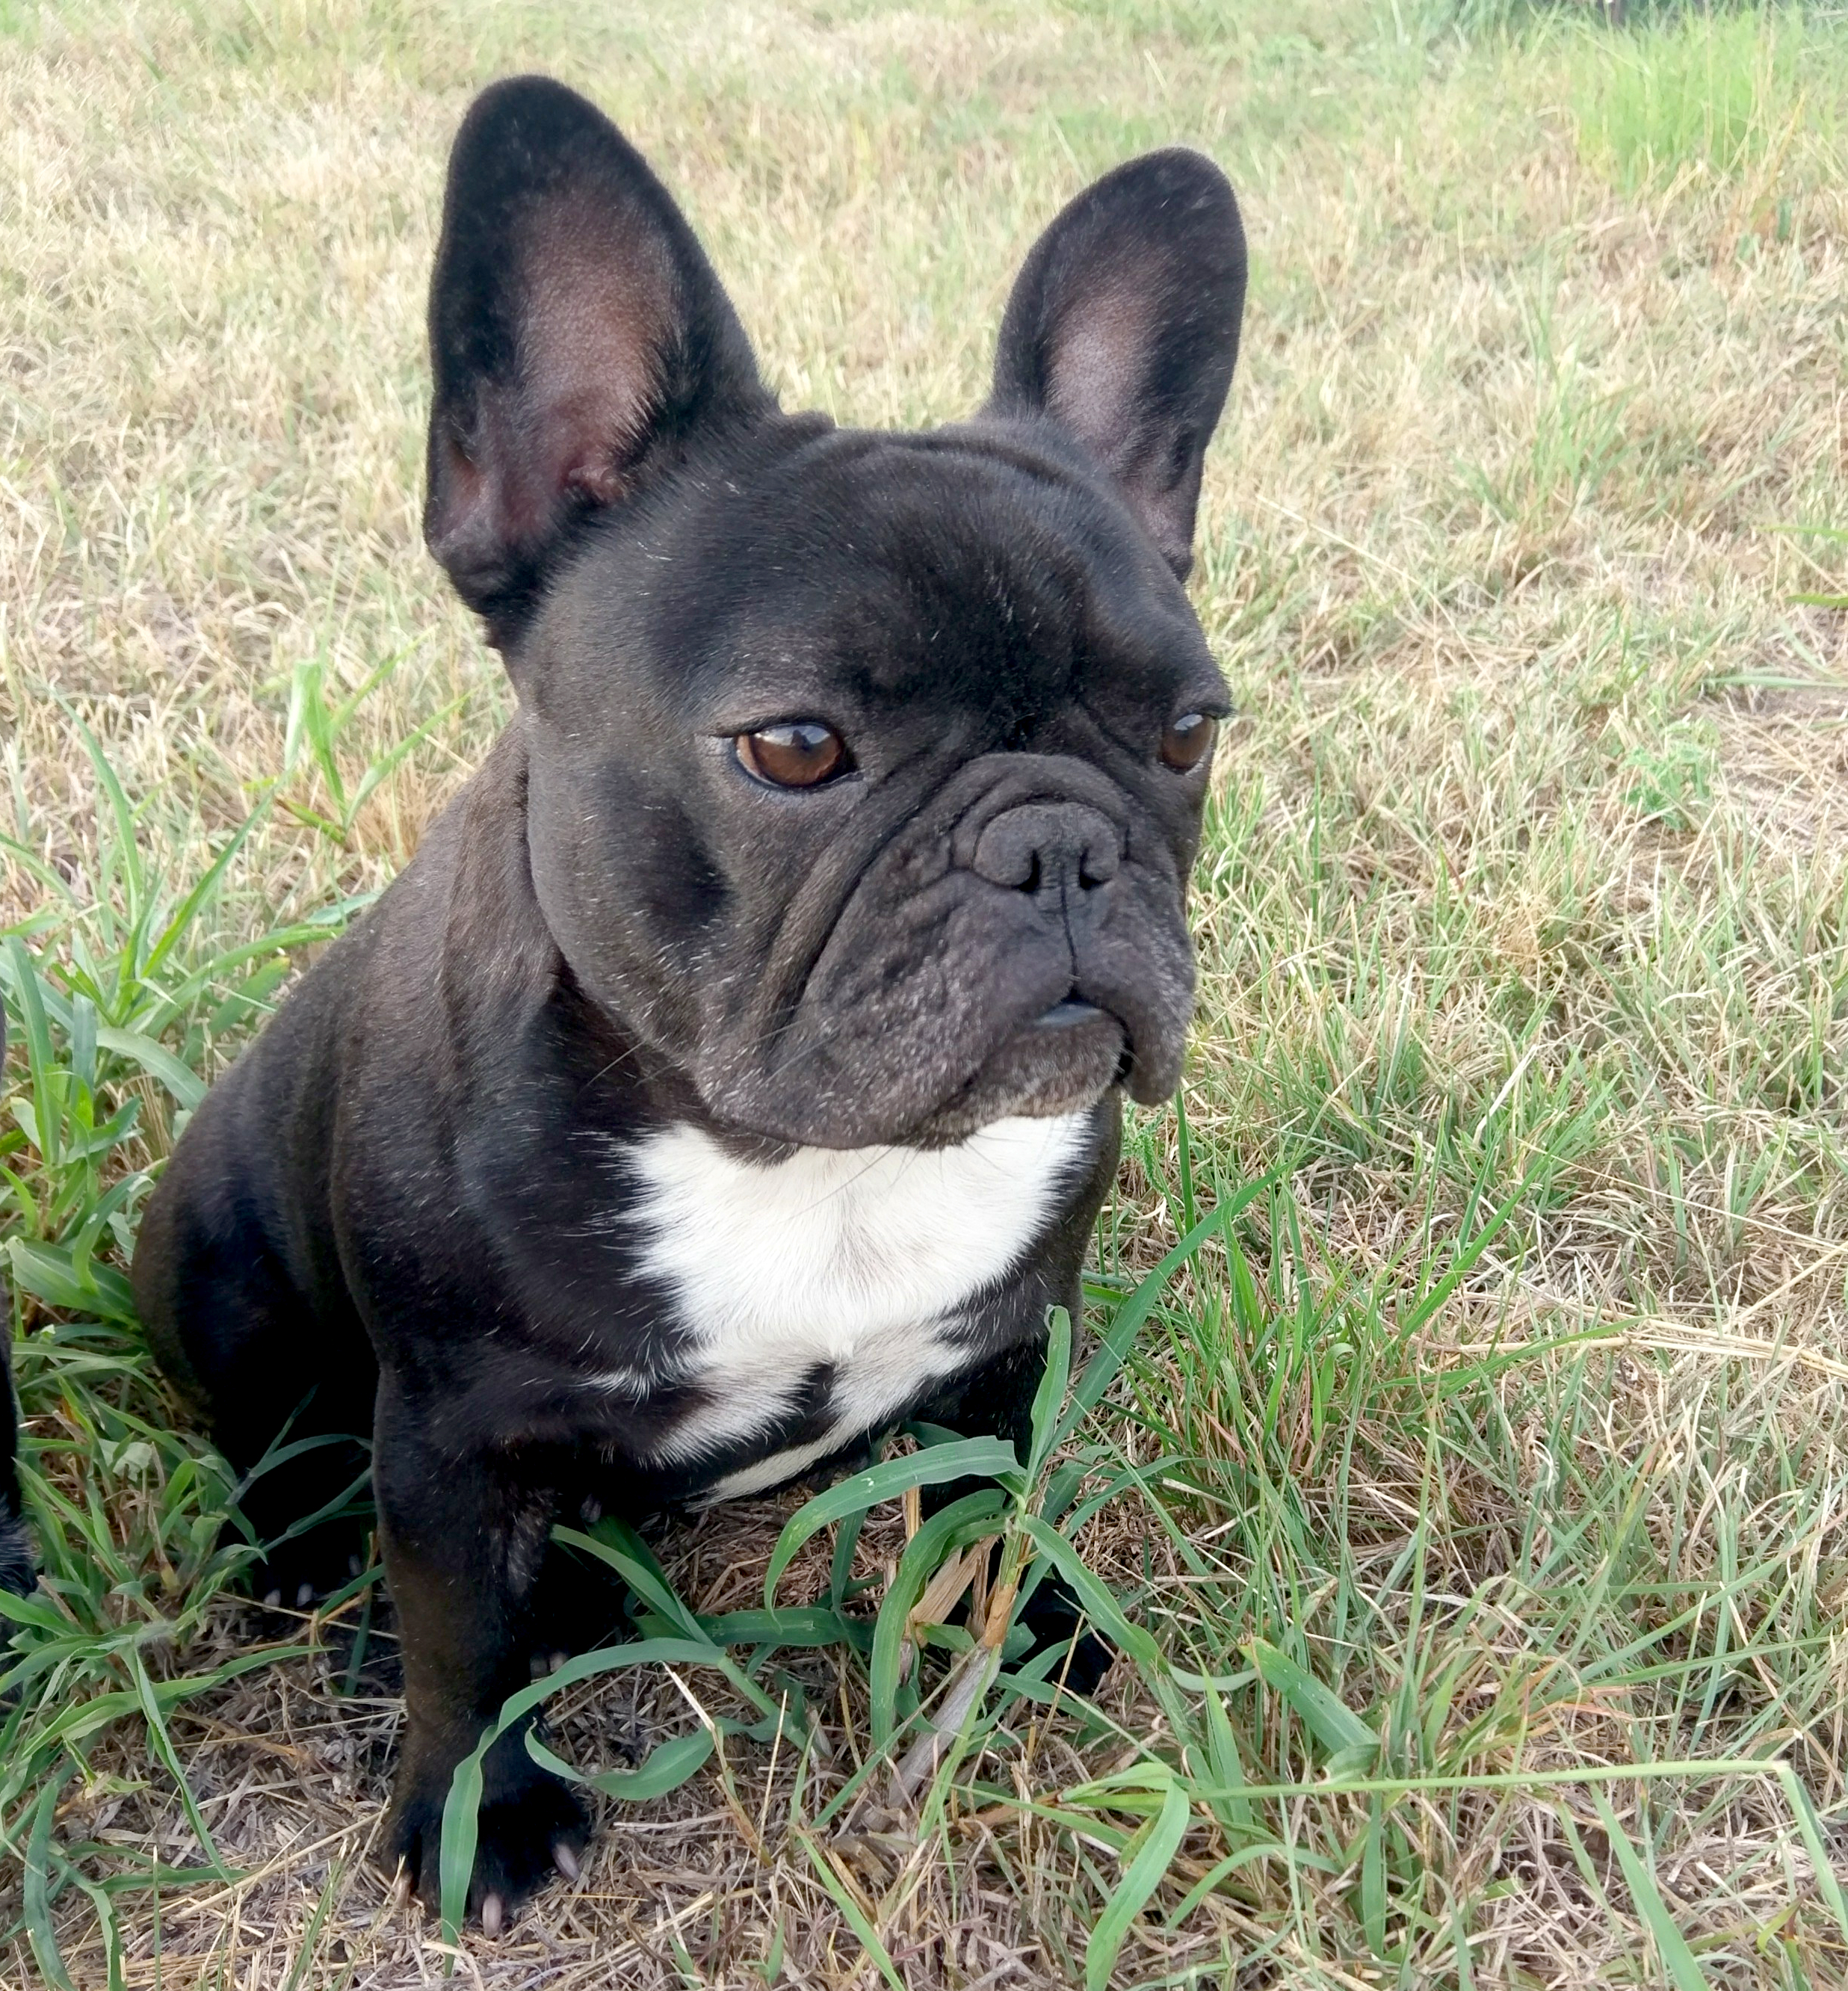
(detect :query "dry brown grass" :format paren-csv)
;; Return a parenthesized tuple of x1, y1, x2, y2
(5, 0, 1848, 1984)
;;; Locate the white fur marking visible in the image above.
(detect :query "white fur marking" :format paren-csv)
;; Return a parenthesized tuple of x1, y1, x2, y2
(605, 1114, 1089, 1487)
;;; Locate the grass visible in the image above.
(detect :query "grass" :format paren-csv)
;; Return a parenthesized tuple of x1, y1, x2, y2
(3, 0, 1848, 1983)
(1563, 7, 1813, 191)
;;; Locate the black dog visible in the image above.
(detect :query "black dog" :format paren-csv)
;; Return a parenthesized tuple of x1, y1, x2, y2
(133, 76, 1244, 1927)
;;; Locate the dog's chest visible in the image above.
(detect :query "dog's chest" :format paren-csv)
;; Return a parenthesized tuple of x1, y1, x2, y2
(616, 1113, 1089, 1496)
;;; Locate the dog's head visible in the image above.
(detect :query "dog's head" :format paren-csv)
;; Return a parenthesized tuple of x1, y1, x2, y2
(425, 78, 1245, 1147)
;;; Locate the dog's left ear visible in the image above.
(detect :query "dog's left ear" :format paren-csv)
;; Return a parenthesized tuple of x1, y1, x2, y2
(988, 150, 1246, 579)
(424, 75, 773, 637)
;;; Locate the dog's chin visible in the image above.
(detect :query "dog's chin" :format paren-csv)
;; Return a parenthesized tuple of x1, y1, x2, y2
(906, 1002, 1127, 1148)
(694, 1003, 1141, 1155)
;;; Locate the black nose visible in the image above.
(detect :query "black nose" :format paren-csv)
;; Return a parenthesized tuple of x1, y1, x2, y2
(968, 803, 1121, 896)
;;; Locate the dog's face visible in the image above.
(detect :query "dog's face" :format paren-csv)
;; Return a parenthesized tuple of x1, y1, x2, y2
(424, 80, 1245, 1147)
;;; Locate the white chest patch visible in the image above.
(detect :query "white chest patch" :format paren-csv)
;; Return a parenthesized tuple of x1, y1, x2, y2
(609, 1113, 1090, 1499)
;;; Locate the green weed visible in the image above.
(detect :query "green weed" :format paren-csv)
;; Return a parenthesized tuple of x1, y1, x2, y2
(1, 744, 352, 1987)
(1566, 7, 1808, 189)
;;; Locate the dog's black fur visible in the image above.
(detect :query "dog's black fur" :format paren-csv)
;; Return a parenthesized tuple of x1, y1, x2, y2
(1, 1011, 34, 1599)
(0, 1343, 29, 1598)
(132, 77, 1244, 1924)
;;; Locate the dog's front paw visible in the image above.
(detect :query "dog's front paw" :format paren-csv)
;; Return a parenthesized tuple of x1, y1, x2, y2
(247, 1531, 371, 1615)
(1017, 1574, 1114, 1698)
(384, 1735, 588, 1935)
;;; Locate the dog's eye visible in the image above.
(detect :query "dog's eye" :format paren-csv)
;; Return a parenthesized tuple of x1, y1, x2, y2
(735, 721, 848, 788)
(1159, 712, 1216, 772)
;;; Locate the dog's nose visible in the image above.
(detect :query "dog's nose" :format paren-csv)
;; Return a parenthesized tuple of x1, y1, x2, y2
(968, 803, 1120, 897)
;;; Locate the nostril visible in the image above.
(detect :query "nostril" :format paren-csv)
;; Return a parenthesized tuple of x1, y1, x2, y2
(1078, 835, 1120, 891)
(1022, 853, 1041, 895)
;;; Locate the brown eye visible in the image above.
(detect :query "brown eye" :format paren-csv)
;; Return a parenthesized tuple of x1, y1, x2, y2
(1160, 711, 1216, 772)
(735, 720, 847, 788)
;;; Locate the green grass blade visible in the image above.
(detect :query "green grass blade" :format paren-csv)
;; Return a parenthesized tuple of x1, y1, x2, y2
(1245, 1637, 1379, 1763)
(1085, 1773, 1190, 1991)
(1025, 1303, 1072, 1481)
(526, 1725, 714, 1800)
(279, 1857, 347, 1991)
(557, 1518, 710, 1641)
(1057, 1169, 1279, 1450)
(129, 1651, 225, 1876)
(23, 1771, 78, 1991)
(346, 694, 469, 821)
(136, 803, 270, 988)
(1015, 1515, 1163, 1673)
(1589, 1790, 1711, 1991)
(869, 1490, 1007, 1750)
(93, 1027, 205, 1110)
(69, 714, 146, 930)
(763, 1437, 1021, 1606)
(1360, 1794, 1387, 1957)
(436, 1635, 727, 1953)
(794, 1831, 906, 1991)
(436, 1735, 483, 1951)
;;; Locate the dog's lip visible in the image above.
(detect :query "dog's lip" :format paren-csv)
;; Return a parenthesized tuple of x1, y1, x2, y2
(1033, 997, 1106, 1028)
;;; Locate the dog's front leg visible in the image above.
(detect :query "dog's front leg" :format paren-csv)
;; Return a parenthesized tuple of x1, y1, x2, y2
(373, 1379, 587, 1928)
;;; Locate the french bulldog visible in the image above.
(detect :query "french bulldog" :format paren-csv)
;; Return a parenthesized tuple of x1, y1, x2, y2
(132, 75, 1245, 1927)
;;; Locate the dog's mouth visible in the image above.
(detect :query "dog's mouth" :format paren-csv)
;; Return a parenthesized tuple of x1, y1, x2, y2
(904, 991, 1130, 1146)
(1030, 994, 1137, 1085)
(1033, 996, 1105, 1029)
(1033, 995, 1139, 1083)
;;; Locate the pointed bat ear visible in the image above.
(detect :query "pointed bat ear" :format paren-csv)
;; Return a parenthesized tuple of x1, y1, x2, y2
(424, 76, 773, 637)
(987, 149, 1246, 579)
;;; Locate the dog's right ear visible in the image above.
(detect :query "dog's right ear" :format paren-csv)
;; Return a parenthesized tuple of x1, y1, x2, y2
(424, 76, 772, 639)
(988, 149, 1245, 581)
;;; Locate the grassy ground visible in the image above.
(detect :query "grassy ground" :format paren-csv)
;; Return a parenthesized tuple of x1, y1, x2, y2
(4, 0, 1848, 1984)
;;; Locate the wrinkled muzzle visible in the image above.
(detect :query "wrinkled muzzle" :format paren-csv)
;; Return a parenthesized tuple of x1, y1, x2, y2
(693, 755, 1200, 1148)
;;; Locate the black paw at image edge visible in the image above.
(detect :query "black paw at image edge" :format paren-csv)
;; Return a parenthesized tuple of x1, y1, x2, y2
(0, 1510, 34, 1597)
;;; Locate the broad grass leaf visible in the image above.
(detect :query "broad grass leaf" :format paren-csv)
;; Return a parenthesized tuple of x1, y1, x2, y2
(129, 1650, 227, 1876)
(437, 1742, 483, 1945)
(1246, 1637, 1378, 1764)
(1085, 1773, 1190, 1991)
(1360, 1794, 1387, 1957)
(94, 1028, 205, 1109)
(1015, 1515, 1163, 1672)
(526, 1726, 714, 1800)
(7, 1240, 138, 1326)
(1025, 1303, 1072, 1480)
(763, 1436, 1021, 1607)
(23, 1772, 78, 1991)
(696, 1605, 870, 1651)
(557, 1518, 706, 1640)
